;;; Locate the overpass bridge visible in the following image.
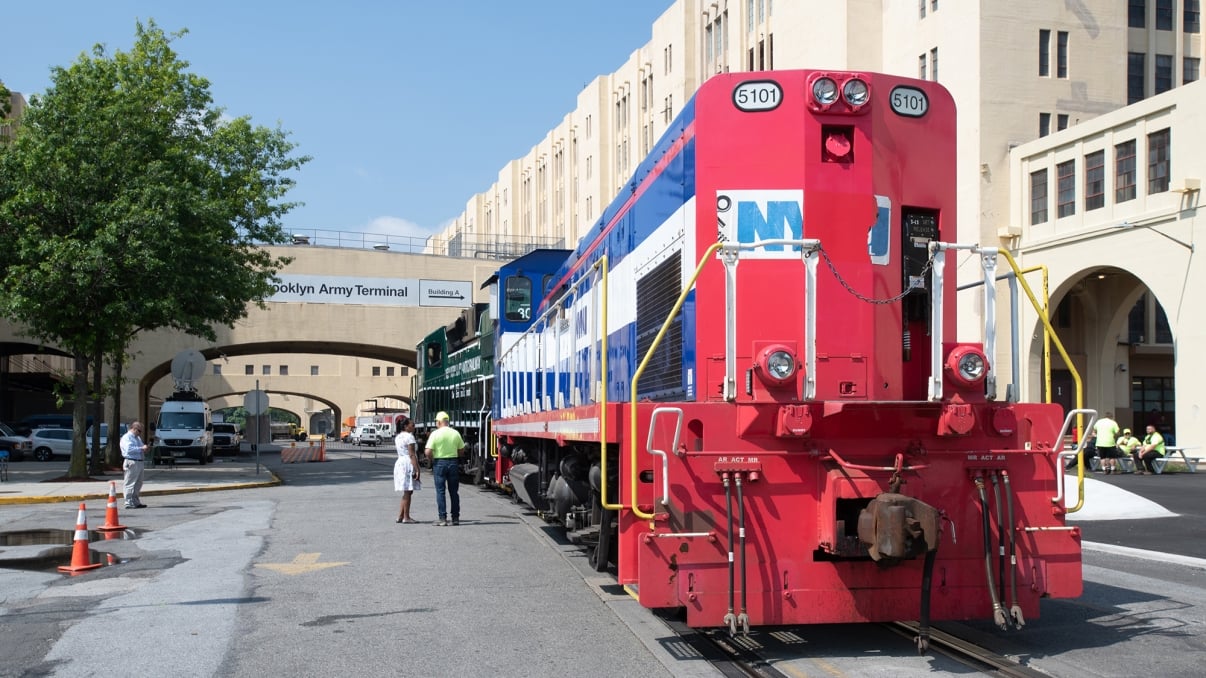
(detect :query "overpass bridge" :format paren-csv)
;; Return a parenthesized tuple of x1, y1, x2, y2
(0, 245, 508, 431)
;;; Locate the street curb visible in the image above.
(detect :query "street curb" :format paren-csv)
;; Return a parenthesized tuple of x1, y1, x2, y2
(0, 470, 282, 505)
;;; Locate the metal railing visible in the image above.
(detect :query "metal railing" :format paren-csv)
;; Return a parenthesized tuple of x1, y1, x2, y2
(279, 229, 564, 260)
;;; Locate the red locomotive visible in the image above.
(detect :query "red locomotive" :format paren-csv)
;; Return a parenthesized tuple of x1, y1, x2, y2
(480, 69, 1081, 644)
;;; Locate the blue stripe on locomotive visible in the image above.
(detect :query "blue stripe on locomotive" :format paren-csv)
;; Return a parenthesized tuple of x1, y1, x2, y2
(497, 94, 702, 416)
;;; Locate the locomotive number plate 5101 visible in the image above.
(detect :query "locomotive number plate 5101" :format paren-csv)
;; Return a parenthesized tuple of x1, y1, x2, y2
(733, 80, 783, 112)
(889, 86, 929, 117)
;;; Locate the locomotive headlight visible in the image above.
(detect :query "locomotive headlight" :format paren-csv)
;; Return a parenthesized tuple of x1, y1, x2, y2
(812, 77, 839, 106)
(958, 353, 986, 381)
(945, 345, 989, 389)
(767, 351, 795, 380)
(758, 345, 797, 385)
(842, 78, 870, 107)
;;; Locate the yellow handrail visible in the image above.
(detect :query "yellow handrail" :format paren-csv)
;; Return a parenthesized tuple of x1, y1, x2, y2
(996, 250, 1087, 512)
(629, 243, 724, 519)
(597, 255, 622, 510)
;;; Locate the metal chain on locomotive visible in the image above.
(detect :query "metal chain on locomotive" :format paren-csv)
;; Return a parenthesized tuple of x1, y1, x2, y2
(813, 246, 936, 305)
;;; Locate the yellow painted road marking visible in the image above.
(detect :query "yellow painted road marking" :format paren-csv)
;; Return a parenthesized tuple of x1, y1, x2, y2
(256, 552, 349, 575)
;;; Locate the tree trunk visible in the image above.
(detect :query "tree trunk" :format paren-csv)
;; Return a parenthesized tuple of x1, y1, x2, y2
(69, 354, 90, 478)
(107, 354, 125, 468)
(89, 344, 104, 475)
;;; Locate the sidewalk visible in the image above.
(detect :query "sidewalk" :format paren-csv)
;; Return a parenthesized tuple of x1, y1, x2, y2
(0, 455, 281, 505)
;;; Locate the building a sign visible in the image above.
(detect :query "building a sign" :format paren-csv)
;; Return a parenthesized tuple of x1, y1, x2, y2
(268, 275, 472, 308)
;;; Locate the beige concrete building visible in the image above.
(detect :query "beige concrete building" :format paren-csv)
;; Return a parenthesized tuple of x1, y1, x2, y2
(4, 2, 1203, 446)
(433, 0, 1203, 444)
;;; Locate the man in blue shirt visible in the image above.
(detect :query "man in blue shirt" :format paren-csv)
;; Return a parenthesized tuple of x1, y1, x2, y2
(120, 422, 149, 508)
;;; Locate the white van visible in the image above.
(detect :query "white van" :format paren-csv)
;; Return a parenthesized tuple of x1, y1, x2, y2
(154, 393, 213, 464)
(373, 422, 395, 441)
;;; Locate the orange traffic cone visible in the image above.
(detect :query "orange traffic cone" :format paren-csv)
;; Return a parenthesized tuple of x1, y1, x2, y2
(58, 502, 102, 574)
(96, 482, 126, 532)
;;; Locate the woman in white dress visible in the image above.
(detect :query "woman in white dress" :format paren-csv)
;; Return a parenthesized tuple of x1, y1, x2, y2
(393, 418, 420, 523)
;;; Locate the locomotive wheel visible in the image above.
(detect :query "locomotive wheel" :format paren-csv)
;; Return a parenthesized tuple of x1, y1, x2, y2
(590, 508, 617, 572)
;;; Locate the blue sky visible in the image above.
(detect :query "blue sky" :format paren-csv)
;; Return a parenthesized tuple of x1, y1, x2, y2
(2, 1, 674, 241)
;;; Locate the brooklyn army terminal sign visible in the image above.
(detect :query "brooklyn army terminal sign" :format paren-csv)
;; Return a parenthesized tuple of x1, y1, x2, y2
(268, 275, 472, 308)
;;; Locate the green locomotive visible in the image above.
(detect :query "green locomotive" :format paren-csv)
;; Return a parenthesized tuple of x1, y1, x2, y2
(412, 302, 493, 483)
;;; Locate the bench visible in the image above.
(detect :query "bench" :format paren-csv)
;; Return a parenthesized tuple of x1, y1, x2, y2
(1152, 446, 1202, 474)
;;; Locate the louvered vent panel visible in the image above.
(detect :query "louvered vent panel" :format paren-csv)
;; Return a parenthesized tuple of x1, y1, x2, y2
(635, 252, 684, 401)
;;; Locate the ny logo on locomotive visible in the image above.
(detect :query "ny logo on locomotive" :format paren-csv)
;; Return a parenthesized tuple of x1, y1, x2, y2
(716, 189, 803, 257)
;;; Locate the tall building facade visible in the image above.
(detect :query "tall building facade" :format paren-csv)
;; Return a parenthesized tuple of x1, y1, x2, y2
(433, 0, 1204, 445)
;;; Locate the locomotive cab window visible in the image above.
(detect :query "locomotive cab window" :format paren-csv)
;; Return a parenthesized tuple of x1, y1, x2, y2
(425, 342, 442, 367)
(504, 276, 532, 321)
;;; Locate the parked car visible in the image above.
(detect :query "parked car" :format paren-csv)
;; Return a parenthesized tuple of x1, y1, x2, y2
(212, 422, 242, 455)
(85, 422, 129, 455)
(350, 426, 380, 446)
(0, 421, 34, 461)
(29, 428, 76, 461)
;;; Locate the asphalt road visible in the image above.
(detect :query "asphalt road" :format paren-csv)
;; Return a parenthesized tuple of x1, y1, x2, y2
(3, 449, 1206, 677)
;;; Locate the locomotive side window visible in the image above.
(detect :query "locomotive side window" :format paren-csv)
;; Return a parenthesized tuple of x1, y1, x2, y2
(425, 342, 442, 367)
(505, 276, 532, 321)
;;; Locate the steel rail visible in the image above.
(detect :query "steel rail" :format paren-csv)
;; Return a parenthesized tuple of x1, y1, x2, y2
(887, 621, 1050, 677)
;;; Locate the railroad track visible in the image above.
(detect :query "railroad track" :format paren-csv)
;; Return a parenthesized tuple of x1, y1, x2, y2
(655, 612, 793, 678)
(656, 611, 1050, 677)
(887, 621, 1052, 677)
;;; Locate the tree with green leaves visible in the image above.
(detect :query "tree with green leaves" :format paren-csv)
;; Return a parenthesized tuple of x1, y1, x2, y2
(0, 21, 308, 477)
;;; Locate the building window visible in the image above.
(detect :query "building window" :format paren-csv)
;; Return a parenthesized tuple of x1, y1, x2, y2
(1155, 54, 1174, 93)
(919, 54, 927, 80)
(1156, 0, 1174, 29)
(1115, 140, 1137, 203)
(931, 0, 938, 9)
(1056, 160, 1076, 218)
(213, 364, 222, 376)
(1030, 169, 1049, 225)
(930, 47, 939, 81)
(1039, 112, 1051, 137)
(1127, 52, 1146, 104)
(311, 365, 319, 376)
(1187, 57, 1201, 83)
(1057, 114, 1069, 131)
(262, 365, 270, 375)
(245, 364, 254, 375)
(1057, 31, 1069, 78)
(1128, 293, 1174, 344)
(386, 366, 395, 377)
(919, 0, 926, 18)
(279, 365, 288, 376)
(1188, 0, 1202, 32)
(1039, 29, 1051, 76)
(1084, 150, 1105, 211)
(372, 366, 381, 377)
(1130, 0, 1147, 27)
(1147, 128, 1171, 193)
